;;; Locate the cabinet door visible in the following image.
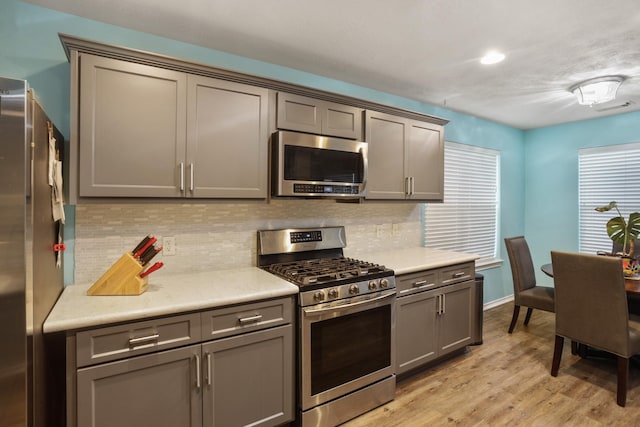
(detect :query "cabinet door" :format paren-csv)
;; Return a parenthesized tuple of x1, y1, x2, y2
(438, 280, 473, 354)
(187, 76, 269, 198)
(364, 111, 407, 199)
(79, 54, 187, 197)
(277, 93, 363, 139)
(321, 100, 363, 140)
(202, 325, 293, 427)
(276, 92, 322, 135)
(395, 290, 438, 375)
(406, 121, 444, 201)
(76, 345, 202, 427)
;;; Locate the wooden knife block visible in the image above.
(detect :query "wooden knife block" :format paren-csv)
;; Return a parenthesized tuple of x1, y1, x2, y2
(87, 252, 148, 296)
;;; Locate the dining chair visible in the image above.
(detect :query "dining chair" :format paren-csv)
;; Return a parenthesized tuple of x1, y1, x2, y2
(550, 250, 640, 407)
(504, 236, 555, 333)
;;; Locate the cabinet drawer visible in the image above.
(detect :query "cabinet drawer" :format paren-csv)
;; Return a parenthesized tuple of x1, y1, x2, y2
(76, 313, 201, 367)
(397, 270, 439, 296)
(201, 297, 293, 341)
(440, 262, 475, 286)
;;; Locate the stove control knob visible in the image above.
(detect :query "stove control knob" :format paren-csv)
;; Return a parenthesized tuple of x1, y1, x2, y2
(328, 288, 339, 299)
(314, 291, 326, 302)
(368, 280, 378, 290)
(380, 278, 389, 289)
(349, 284, 360, 295)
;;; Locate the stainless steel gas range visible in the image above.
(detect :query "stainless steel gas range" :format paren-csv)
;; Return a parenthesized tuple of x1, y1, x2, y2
(258, 226, 396, 427)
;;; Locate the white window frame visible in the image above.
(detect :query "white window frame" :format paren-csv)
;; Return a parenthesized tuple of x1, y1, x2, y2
(579, 142, 640, 254)
(423, 141, 501, 269)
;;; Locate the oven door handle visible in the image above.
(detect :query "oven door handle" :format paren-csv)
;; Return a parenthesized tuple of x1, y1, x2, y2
(302, 290, 395, 315)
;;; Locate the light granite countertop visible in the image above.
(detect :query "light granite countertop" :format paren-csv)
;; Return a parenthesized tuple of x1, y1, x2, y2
(45, 247, 477, 334)
(44, 267, 298, 334)
(344, 247, 480, 275)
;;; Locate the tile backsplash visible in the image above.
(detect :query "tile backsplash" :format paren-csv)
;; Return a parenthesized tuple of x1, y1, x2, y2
(74, 199, 422, 284)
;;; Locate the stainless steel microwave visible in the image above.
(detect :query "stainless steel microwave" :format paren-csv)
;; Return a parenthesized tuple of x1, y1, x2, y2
(271, 130, 368, 198)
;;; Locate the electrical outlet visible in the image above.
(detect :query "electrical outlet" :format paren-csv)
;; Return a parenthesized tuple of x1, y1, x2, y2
(392, 223, 400, 236)
(163, 236, 176, 256)
(376, 225, 384, 238)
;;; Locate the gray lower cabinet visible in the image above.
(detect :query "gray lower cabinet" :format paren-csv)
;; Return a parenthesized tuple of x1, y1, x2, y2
(396, 263, 475, 375)
(69, 297, 294, 427)
(77, 53, 269, 199)
(77, 344, 202, 427)
(202, 325, 293, 427)
(276, 92, 363, 140)
(365, 110, 444, 201)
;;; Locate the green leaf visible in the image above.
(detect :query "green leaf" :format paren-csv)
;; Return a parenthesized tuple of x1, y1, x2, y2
(595, 201, 618, 212)
(606, 216, 628, 244)
(628, 212, 640, 240)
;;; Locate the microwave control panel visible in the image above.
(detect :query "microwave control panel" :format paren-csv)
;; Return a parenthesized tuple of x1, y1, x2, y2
(293, 183, 360, 195)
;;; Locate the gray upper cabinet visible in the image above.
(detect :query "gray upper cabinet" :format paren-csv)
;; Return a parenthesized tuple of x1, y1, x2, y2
(79, 54, 187, 198)
(277, 92, 363, 140)
(187, 75, 268, 198)
(77, 54, 268, 199)
(365, 110, 444, 201)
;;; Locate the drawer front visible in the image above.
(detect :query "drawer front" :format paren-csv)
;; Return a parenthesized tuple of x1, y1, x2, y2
(201, 297, 293, 341)
(76, 313, 201, 367)
(440, 262, 475, 286)
(397, 270, 439, 296)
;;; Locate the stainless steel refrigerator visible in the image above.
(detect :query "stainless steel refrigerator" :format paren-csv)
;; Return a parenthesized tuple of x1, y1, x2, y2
(0, 77, 64, 427)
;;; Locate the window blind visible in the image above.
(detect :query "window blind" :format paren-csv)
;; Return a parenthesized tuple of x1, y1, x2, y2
(424, 141, 500, 266)
(579, 142, 640, 254)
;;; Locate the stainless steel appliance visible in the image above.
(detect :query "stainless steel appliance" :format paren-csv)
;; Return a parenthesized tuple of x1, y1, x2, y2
(271, 130, 368, 198)
(0, 77, 64, 427)
(258, 227, 396, 427)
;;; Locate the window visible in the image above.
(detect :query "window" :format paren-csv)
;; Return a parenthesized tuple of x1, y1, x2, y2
(423, 141, 500, 268)
(579, 142, 640, 254)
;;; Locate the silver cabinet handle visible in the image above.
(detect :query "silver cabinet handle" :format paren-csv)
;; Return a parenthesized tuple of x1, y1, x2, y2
(238, 314, 263, 325)
(189, 163, 194, 192)
(411, 176, 415, 195)
(413, 280, 427, 286)
(442, 293, 446, 314)
(195, 354, 201, 389)
(452, 272, 466, 278)
(179, 162, 185, 192)
(128, 334, 159, 348)
(206, 352, 212, 386)
(405, 177, 410, 195)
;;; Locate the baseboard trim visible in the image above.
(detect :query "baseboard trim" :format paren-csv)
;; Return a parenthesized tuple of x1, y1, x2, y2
(484, 295, 513, 311)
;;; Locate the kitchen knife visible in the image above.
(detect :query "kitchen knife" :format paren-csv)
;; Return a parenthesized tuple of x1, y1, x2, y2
(140, 261, 164, 278)
(134, 236, 157, 259)
(131, 235, 151, 255)
(140, 246, 163, 266)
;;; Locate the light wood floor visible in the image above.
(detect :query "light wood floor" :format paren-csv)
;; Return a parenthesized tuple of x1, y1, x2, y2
(343, 302, 640, 427)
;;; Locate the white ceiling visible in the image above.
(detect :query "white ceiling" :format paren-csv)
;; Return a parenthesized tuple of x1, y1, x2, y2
(26, 0, 640, 129)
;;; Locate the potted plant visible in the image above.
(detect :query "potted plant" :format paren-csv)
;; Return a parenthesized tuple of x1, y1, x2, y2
(594, 201, 640, 257)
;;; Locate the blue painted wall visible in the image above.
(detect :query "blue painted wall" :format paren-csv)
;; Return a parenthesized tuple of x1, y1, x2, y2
(524, 111, 640, 285)
(3, 0, 526, 302)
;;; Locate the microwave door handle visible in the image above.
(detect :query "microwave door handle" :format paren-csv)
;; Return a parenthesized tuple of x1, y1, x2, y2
(360, 146, 368, 193)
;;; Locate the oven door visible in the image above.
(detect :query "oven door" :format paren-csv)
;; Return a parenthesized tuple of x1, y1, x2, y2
(300, 290, 396, 411)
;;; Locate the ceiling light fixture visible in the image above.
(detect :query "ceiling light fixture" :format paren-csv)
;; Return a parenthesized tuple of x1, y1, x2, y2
(480, 51, 505, 65)
(569, 76, 625, 106)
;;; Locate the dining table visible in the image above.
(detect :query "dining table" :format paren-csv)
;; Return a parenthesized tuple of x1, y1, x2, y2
(540, 263, 640, 295)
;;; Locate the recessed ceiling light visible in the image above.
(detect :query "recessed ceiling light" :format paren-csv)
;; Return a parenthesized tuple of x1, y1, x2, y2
(480, 51, 505, 65)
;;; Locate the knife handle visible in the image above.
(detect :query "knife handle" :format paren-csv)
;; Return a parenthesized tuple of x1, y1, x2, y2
(134, 236, 157, 259)
(131, 235, 151, 255)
